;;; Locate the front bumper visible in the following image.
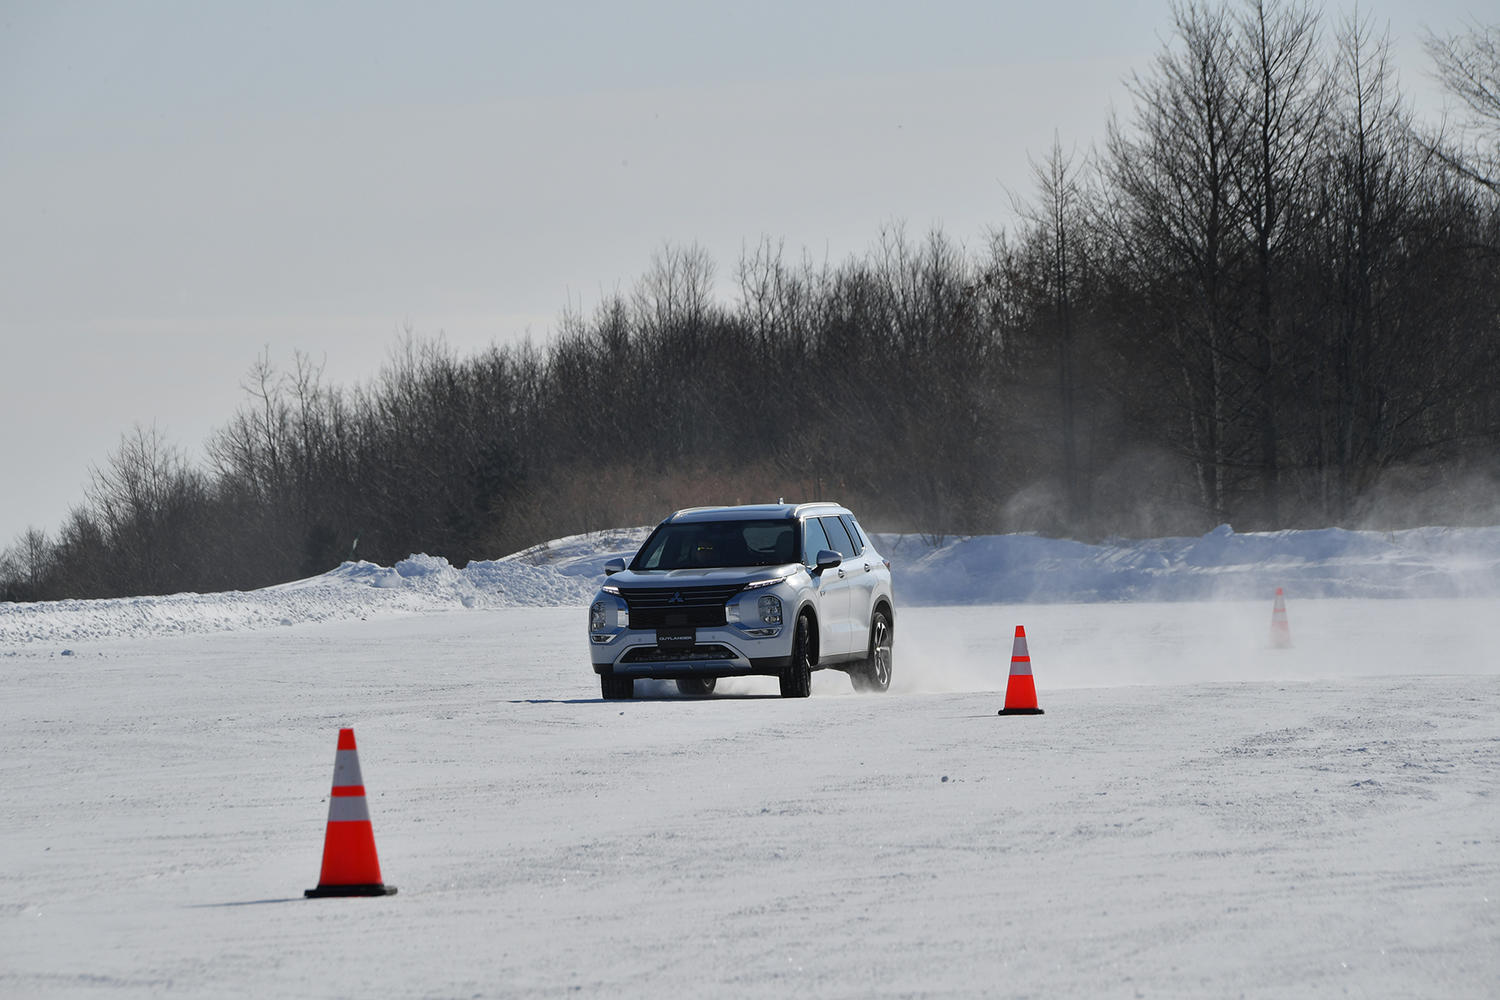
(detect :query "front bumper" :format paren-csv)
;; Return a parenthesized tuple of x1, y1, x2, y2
(590, 623, 793, 679)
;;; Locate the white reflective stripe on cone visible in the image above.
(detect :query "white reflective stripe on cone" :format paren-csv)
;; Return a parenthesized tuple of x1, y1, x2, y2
(327, 794, 372, 823)
(332, 749, 365, 788)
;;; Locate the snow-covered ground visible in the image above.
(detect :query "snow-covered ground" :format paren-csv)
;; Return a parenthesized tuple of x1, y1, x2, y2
(2, 526, 1498, 997)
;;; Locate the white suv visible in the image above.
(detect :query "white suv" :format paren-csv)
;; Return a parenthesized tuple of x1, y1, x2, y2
(588, 503, 895, 699)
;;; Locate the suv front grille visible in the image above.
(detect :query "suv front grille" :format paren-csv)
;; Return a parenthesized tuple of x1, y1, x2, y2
(620, 584, 746, 629)
(621, 644, 738, 663)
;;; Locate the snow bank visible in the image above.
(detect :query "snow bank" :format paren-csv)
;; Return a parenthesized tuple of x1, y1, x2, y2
(878, 523, 1500, 604)
(3, 523, 1499, 644)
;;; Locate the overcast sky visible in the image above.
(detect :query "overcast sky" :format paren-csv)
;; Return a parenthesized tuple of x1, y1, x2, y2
(0, 0, 1482, 545)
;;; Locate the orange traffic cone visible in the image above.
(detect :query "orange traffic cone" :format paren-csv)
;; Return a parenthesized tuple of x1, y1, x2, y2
(1270, 587, 1293, 649)
(998, 625, 1044, 716)
(305, 728, 397, 898)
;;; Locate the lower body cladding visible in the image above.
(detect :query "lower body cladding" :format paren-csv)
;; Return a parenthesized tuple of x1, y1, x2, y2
(591, 624, 793, 679)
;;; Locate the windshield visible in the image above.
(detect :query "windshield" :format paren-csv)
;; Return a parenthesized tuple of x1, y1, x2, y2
(631, 519, 797, 571)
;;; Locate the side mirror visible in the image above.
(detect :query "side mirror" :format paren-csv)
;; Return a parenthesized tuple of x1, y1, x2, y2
(603, 558, 626, 576)
(814, 549, 841, 574)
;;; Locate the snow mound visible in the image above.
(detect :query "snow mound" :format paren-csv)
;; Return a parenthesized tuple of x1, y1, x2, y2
(496, 526, 653, 577)
(879, 524, 1500, 604)
(3, 523, 1499, 644)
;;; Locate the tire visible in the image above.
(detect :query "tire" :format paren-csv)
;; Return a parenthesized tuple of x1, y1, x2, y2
(851, 608, 893, 693)
(675, 676, 717, 696)
(600, 674, 634, 700)
(779, 613, 813, 698)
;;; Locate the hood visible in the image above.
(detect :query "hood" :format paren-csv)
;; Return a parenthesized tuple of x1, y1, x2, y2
(609, 564, 801, 589)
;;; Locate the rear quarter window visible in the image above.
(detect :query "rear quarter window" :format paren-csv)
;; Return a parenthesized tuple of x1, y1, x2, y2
(838, 514, 866, 555)
(819, 516, 857, 559)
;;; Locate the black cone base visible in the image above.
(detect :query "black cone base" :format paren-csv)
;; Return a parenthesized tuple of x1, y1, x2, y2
(305, 883, 397, 898)
(998, 707, 1045, 715)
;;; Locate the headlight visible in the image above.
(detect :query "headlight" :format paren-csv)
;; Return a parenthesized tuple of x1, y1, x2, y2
(590, 601, 608, 632)
(758, 594, 782, 625)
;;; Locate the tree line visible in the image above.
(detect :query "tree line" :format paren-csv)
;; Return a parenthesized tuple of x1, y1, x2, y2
(5, 1, 1500, 602)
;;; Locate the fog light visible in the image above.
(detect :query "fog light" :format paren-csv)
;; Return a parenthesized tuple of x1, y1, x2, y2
(758, 595, 782, 625)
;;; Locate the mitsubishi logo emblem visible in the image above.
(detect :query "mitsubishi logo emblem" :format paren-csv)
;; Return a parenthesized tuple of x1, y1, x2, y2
(668, 592, 684, 604)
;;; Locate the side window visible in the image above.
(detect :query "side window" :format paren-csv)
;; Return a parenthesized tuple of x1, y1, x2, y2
(801, 517, 831, 565)
(838, 514, 865, 555)
(819, 516, 856, 559)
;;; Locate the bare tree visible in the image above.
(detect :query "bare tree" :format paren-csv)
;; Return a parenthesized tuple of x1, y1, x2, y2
(1230, 0, 1330, 523)
(1424, 19, 1500, 193)
(1016, 132, 1094, 528)
(83, 425, 208, 595)
(1106, 0, 1252, 521)
(0, 527, 54, 601)
(1311, 11, 1422, 518)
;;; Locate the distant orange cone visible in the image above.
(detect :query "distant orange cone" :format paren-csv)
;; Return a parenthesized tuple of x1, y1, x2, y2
(1270, 587, 1293, 649)
(305, 728, 397, 898)
(998, 625, 1045, 716)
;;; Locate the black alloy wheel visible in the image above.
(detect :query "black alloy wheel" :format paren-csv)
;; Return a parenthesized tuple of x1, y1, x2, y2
(779, 613, 813, 698)
(851, 609, 893, 693)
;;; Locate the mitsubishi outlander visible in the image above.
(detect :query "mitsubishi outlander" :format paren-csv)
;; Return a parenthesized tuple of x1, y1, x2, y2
(588, 503, 894, 699)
